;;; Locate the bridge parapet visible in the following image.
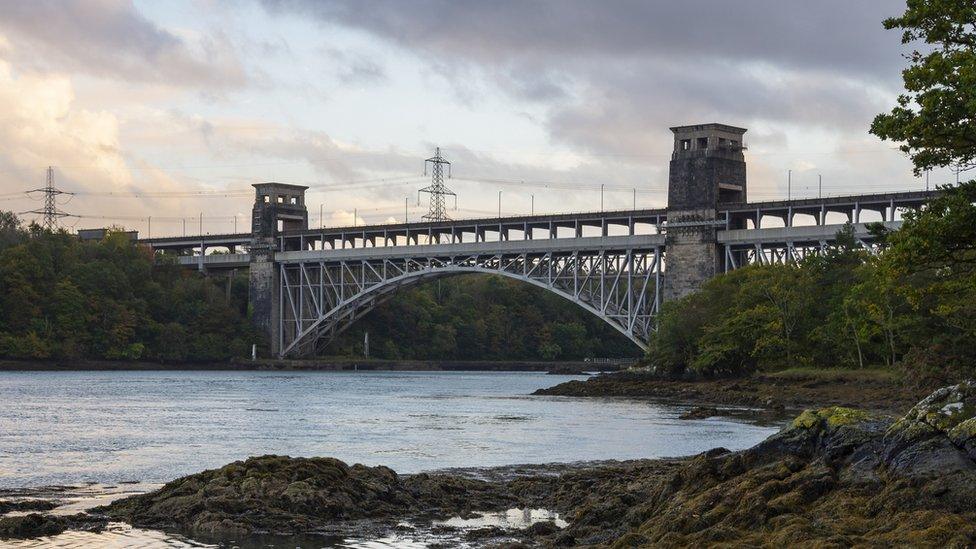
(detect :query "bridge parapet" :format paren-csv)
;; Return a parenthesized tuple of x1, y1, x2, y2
(720, 190, 937, 229)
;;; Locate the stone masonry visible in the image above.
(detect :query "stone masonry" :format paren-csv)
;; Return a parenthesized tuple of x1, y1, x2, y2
(664, 123, 747, 302)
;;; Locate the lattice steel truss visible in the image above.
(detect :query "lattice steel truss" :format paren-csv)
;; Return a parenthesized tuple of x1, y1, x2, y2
(277, 248, 662, 357)
(724, 239, 884, 269)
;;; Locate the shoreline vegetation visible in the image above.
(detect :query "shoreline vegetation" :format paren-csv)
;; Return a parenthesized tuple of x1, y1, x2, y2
(3, 381, 974, 547)
(0, 358, 621, 373)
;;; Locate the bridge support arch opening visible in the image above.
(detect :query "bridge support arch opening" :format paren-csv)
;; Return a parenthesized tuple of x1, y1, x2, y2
(275, 250, 662, 358)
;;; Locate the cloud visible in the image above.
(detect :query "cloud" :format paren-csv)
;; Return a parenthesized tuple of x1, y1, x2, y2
(321, 47, 387, 86)
(0, 0, 247, 89)
(257, 0, 907, 158)
(0, 52, 199, 230)
(258, 1, 903, 76)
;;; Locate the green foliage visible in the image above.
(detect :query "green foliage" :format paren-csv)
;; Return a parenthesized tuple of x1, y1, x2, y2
(649, 183, 976, 383)
(0, 217, 255, 362)
(330, 274, 639, 361)
(878, 180, 976, 384)
(870, 0, 976, 174)
(649, 264, 819, 377)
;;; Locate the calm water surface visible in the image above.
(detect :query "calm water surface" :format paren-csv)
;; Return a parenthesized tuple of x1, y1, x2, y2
(0, 370, 778, 488)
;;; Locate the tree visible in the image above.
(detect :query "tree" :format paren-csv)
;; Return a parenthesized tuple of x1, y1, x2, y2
(874, 181, 976, 380)
(870, 1, 976, 174)
(0, 211, 23, 250)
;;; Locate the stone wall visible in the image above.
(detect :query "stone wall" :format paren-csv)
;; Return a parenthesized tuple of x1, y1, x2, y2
(248, 238, 278, 356)
(663, 208, 722, 302)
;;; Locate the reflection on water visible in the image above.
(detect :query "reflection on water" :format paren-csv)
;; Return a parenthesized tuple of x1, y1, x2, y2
(439, 507, 569, 529)
(3, 522, 216, 548)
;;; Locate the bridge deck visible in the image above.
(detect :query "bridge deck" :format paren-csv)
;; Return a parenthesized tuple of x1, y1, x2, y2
(719, 221, 901, 247)
(146, 190, 937, 256)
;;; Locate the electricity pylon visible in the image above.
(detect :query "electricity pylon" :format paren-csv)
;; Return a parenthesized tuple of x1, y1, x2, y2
(26, 167, 70, 230)
(419, 147, 456, 221)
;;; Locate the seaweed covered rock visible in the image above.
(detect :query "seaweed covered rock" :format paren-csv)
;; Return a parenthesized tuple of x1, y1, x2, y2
(102, 455, 513, 535)
(577, 381, 976, 547)
(0, 500, 58, 515)
(0, 514, 67, 539)
(0, 513, 105, 540)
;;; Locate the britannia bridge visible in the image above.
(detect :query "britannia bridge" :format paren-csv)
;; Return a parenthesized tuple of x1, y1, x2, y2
(137, 124, 937, 357)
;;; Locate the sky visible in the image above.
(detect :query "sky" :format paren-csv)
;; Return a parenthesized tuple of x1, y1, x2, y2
(0, 0, 951, 237)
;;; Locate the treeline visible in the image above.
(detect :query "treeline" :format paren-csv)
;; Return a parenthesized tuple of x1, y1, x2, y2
(0, 212, 636, 362)
(330, 274, 638, 361)
(648, 182, 976, 385)
(0, 213, 256, 361)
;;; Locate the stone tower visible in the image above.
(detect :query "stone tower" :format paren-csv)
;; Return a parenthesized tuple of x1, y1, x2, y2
(664, 123, 747, 302)
(249, 183, 309, 356)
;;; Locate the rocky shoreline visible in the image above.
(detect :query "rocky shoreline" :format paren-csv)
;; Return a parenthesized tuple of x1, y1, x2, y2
(2, 380, 974, 547)
(534, 369, 928, 415)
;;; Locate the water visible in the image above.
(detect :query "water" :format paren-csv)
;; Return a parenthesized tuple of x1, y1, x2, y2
(0, 370, 780, 547)
(0, 370, 777, 487)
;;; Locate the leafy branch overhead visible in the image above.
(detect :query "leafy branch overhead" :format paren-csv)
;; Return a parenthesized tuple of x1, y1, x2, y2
(870, 0, 976, 174)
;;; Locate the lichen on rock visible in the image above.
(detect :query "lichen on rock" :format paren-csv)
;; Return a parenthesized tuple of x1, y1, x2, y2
(896, 379, 976, 434)
(790, 406, 871, 430)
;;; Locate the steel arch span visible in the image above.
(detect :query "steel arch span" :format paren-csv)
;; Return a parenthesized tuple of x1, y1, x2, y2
(277, 249, 663, 357)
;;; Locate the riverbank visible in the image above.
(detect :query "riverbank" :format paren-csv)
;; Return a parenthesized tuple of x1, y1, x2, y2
(3, 381, 974, 547)
(0, 358, 625, 374)
(534, 367, 927, 414)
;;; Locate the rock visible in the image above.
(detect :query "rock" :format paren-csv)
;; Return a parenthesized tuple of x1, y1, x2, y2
(101, 454, 515, 535)
(0, 499, 58, 514)
(464, 525, 506, 540)
(522, 520, 559, 536)
(0, 514, 67, 539)
(546, 366, 588, 375)
(678, 406, 718, 420)
(899, 379, 976, 432)
(0, 512, 103, 539)
(949, 417, 976, 461)
(571, 382, 976, 547)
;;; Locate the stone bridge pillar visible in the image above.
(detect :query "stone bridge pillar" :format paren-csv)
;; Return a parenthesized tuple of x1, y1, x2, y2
(248, 182, 309, 356)
(664, 123, 747, 302)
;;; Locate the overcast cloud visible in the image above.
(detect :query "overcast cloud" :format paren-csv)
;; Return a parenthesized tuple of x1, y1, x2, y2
(0, 1, 939, 235)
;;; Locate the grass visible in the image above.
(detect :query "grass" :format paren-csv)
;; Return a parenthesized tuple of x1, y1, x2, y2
(760, 366, 901, 384)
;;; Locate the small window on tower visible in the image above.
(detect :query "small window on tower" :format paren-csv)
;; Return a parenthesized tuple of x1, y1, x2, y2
(680, 139, 691, 151)
(277, 196, 285, 204)
(290, 196, 298, 205)
(697, 137, 708, 149)
(262, 195, 270, 203)
(731, 140, 739, 149)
